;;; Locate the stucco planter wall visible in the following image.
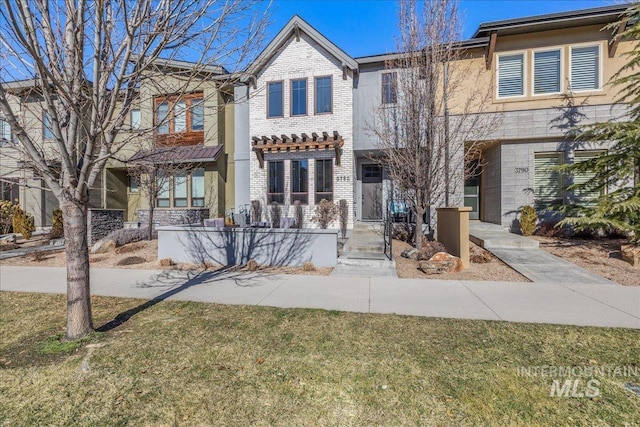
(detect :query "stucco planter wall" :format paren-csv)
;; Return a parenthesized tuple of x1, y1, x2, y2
(157, 225, 339, 267)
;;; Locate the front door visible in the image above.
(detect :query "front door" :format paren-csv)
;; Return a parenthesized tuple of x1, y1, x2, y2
(362, 164, 383, 221)
(464, 168, 480, 221)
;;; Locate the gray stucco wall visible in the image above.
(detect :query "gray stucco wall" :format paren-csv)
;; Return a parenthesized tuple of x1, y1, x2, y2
(353, 64, 385, 150)
(157, 225, 339, 267)
(481, 144, 502, 225)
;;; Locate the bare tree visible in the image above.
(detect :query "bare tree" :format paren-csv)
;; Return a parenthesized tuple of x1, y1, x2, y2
(370, 0, 500, 251)
(0, 0, 267, 339)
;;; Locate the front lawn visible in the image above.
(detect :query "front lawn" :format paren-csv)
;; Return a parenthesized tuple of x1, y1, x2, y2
(1, 292, 638, 426)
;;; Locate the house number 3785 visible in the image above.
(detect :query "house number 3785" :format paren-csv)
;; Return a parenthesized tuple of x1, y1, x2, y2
(515, 167, 529, 174)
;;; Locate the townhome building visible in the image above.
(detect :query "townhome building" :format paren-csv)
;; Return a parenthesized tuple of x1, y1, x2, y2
(235, 4, 636, 230)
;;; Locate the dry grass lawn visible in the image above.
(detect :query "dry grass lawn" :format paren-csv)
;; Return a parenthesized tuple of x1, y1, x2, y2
(532, 237, 639, 286)
(1, 292, 638, 426)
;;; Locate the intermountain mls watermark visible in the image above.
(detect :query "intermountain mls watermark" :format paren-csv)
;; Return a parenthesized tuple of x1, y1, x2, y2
(517, 365, 639, 398)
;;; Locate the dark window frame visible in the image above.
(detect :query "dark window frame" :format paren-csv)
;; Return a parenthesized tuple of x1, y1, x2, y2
(315, 159, 333, 204)
(381, 72, 397, 104)
(290, 159, 309, 204)
(314, 75, 333, 115)
(154, 93, 204, 137)
(267, 80, 284, 118)
(290, 78, 308, 117)
(267, 161, 285, 204)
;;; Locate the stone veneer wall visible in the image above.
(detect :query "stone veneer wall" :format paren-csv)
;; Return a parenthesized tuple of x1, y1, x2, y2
(137, 209, 210, 226)
(87, 209, 124, 245)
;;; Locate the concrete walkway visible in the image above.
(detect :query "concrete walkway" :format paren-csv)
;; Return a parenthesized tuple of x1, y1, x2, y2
(469, 222, 616, 285)
(1, 266, 638, 329)
(332, 222, 397, 278)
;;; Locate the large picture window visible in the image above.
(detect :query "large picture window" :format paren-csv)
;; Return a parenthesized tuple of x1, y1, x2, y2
(497, 53, 524, 98)
(267, 161, 284, 204)
(315, 159, 333, 204)
(268, 81, 284, 118)
(173, 172, 188, 207)
(291, 160, 309, 204)
(191, 168, 205, 207)
(571, 45, 600, 91)
(534, 153, 563, 209)
(291, 79, 307, 116)
(533, 49, 561, 94)
(315, 76, 332, 114)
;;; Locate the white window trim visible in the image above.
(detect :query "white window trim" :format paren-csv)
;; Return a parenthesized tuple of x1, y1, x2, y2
(495, 50, 527, 100)
(569, 42, 603, 93)
(531, 47, 564, 96)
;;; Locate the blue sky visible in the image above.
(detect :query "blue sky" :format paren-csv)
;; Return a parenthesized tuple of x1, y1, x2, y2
(266, 0, 616, 58)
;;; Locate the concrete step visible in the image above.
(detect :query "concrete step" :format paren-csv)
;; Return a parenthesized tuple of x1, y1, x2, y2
(346, 251, 387, 260)
(344, 243, 385, 253)
(334, 256, 396, 277)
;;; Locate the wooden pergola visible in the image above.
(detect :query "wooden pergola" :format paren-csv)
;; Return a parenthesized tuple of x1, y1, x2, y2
(251, 131, 344, 168)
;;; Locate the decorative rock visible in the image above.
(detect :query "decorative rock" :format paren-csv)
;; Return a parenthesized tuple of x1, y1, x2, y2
(401, 248, 418, 260)
(621, 244, 639, 268)
(418, 252, 464, 275)
(0, 234, 17, 244)
(90, 238, 116, 254)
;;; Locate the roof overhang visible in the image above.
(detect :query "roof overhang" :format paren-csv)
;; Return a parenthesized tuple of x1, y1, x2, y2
(356, 37, 490, 65)
(128, 144, 224, 164)
(473, 4, 632, 38)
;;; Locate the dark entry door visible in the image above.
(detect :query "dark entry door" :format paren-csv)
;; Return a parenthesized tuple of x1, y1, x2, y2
(362, 164, 383, 221)
(464, 170, 480, 221)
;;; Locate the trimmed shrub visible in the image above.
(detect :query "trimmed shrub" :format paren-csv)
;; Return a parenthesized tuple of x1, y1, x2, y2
(246, 259, 259, 271)
(339, 199, 348, 238)
(159, 258, 174, 267)
(49, 209, 64, 239)
(105, 227, 149, 247)
(293, 200, 303, 229)
(519, 205, 537, 236)
(12, 205, 35, 240)
(393, 223, 415, 242)
(312, 199, 338, 229)
(270, 202, 281, 228)
(0, 200, 14, 234)
(302, 261, 316, 272)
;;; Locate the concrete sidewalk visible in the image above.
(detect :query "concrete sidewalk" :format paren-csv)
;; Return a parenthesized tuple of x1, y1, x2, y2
(1, 266, 638, 329)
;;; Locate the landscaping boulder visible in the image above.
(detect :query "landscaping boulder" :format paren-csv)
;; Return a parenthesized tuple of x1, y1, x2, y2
(401, 247, 418, 260)
(90, 238, 116, 254)
(621, 245, 640, 268)
(0, 234, 17, 244)
(418, 252, 463, 275)
(116, 256, 146, 266)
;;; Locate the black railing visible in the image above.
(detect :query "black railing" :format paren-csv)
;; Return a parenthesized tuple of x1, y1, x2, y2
(383, 204, 393, 260)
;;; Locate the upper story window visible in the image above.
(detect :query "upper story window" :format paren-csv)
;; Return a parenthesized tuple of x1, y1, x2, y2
(382, 72, 397, 104)
(291, 79, 307, 116)
(130, 109, 141, 130)
(0, 118, 11, 145)
(267, 81, 284, 118)
(291, 159, 309, 204)
(315, 76, 332, 114)
(570, 45, 600, 92)
(267, 161, 284, 204)
(497, 53, 524, 98)
(43, 111, 54, 139)
(155, 94, 204, 135)
(533, 49, 561, 95)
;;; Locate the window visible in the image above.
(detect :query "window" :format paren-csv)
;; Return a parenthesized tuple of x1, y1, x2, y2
(571, 45, 600, 91)
(497, 53, 524, 98)
(128, 175, 139, 193)
(315, 76, 332, 114)
(0, 118, 11, 145)
(573, 151, 604, 205)
(157, 172, 170, 207)
(382, 72, 397, 104)
(1, 178, 19, 202)
(291, 160, 309, 204)
(315, 159, 333, 204)
(191, 168, 205, 207)
(533, 49, 561, 94)
(534, 153, 563, 209)
(173, 172, 188, 207)
(291, 79, 307, 116)
(267, 161, 284, 204)
(154, 94, 204, 138)
(267, 81, 284, 118)
(43, 111, 54, 139)
(191, 98, 204, 131)
(130, 109, 141, 130)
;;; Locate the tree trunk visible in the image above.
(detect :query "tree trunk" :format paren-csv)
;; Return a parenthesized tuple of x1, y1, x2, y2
(415, 205, 425, 252)
(62, 200, 93, 339)
(147, 207, 154, 241)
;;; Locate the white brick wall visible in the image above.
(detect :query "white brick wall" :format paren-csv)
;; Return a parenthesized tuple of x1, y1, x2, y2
(249, 33, 355, 228)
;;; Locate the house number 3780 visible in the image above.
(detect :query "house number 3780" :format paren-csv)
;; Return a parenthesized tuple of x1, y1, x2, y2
(515, 167, 529, 174)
